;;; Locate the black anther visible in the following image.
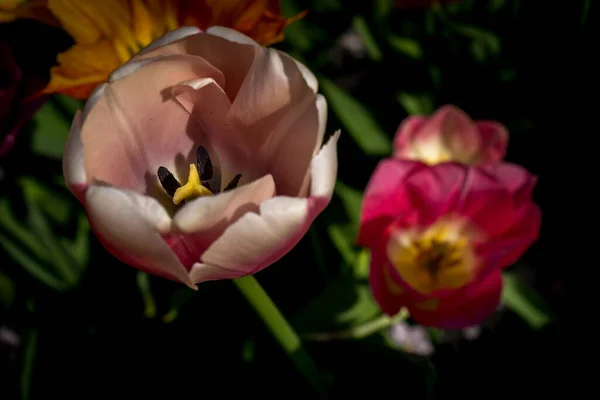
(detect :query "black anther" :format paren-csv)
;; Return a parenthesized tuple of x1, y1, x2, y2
(157, 166, 181, 198)
(223, 174, 242, 192)
(196, 146, 213, 180)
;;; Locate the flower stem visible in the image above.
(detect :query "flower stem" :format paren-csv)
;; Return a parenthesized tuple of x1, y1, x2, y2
(301, 308, 409, 342)
(233, 275, 329, 397)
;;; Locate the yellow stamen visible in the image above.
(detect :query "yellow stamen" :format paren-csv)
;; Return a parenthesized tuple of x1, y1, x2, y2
(387, 216, 476, 295)
(172, 164, 212, 205)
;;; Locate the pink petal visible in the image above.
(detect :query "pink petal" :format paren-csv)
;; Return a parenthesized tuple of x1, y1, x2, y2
(81, 54, 223, 193)
(85, 184, 195, 288)
(136, 27, 202, 58)
(259, 92, 324, 197)
(194, 131, 339, 282)
(170, 78, 246, 187)
(357, 159, 427, 248)
(393, 116, 428, 159)
(206, 26, 259, 46)
(132, 31, 258, 102)
(417, 105, 480, 163)
(476, 202, 541, 275)
(165, 174, 276, 269)
(406, 270, 503, 329)
(368, 242, 405, 316)
(63, 111, 85, 187)
(475, 121, 509, 163)
(226, 48, 321, 196)
(403, 162, 469, 225)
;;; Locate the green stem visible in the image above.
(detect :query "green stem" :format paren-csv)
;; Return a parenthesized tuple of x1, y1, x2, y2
(233, 275, 329, 397)
(301, 308, 409, 342)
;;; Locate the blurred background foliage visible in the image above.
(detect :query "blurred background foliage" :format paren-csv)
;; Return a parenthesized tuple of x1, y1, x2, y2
(0, 0, 583, 398)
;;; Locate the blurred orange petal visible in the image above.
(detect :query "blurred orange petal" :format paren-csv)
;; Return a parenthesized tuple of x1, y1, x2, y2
(0, 0, 59, 25)
(179, 0, 307, 46)
(42, 40, 121, 98)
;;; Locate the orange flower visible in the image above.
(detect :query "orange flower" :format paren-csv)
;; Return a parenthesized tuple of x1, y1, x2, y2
(4, 0, 306, 99)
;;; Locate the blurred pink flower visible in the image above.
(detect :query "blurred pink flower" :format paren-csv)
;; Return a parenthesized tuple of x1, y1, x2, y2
(358, 160, 540, 328)
(0, 39, 47, 157)
(393, 105, 508, 166)
(63, 27, 339, 288)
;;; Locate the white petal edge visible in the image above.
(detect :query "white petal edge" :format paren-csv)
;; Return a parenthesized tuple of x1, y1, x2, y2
(195, 131, 340, 281)
(173, 174, 275, 233)
(277, 50, 318, 93)
(310, 130, 340, 198)
(136, 26, 201, 57)
(63, 111, 86, 186)
(206, 26, 260, 47)
(189, 262, 248, 283)
(198, 196, 310, 279)
(315, 94, 328, 153)
(108, 56, 158, 82)
(85, 184, 195, 288)
(82, 82, 107, 122)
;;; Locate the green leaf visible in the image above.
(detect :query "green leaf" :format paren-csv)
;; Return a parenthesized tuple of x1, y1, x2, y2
(489, 0, 507, 12)
(502, 271, 554, 329)
(0, 271, 15, 307)
(327, 223, 357, 267)
(397, 92, 435, 115)
(374, 0, 393, 19)
(320, 77, 391, 156)
(0, 230, 65, 291)
(20, 328, 38, 400)
(352, 15, 382, 62)
(136, 271, 157, 318)
(0, 198, 49, 261)
(29, 101, 71, 160)
(334, 181, 363, 224)
(293, 277, 380, 332)
(388, 36, 423, 59)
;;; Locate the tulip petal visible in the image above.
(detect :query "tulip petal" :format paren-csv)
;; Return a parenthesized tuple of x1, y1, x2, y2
(196, 132, 339, 282)
(81, 82, 107, 121)
(133, 31, 258, 104)
(189, 262, 248, 282)
(136, 26, 202, 57)
(393, 116, 428, 159)
(170, 77, 247, 186)
(406, 270, 503, 329)
(357, 159, 427, 248)
(81, 54, 224, 193)
(261, 92, 321, 197)
(226, 48, 321, 195)
(206, 26, 260, 47)
(85, 184, 195, 288)
(475, 121, 508, 163)
(63, 110, 84, 182)
(228, 48, 291, 126)
(173, 174, 275, 234)
(277, 50, 318, 93)
(404, 162, 468, 224)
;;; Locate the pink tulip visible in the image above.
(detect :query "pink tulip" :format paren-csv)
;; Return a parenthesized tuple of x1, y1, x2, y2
(357, 159, 540, 328)
(393, 105, 508, 165)
(63, 27, 339, 289)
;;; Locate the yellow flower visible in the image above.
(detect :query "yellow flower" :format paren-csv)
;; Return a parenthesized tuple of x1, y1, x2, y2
(4, 0, 306, 99)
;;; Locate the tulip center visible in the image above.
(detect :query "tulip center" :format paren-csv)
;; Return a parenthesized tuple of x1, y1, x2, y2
(157, 146, 242, 206)
(386, 217, 476, 294)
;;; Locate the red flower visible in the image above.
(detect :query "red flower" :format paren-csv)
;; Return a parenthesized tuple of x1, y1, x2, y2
(358, 160, 540, 328)
(394, 105, 508, 166)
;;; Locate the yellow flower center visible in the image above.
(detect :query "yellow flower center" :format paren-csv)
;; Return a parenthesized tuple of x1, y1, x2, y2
(172, 164, 213, 205)
(386, 217, 476, 294)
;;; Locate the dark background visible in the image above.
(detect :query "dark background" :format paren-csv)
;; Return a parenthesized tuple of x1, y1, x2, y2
(1, 0, 580, 398)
